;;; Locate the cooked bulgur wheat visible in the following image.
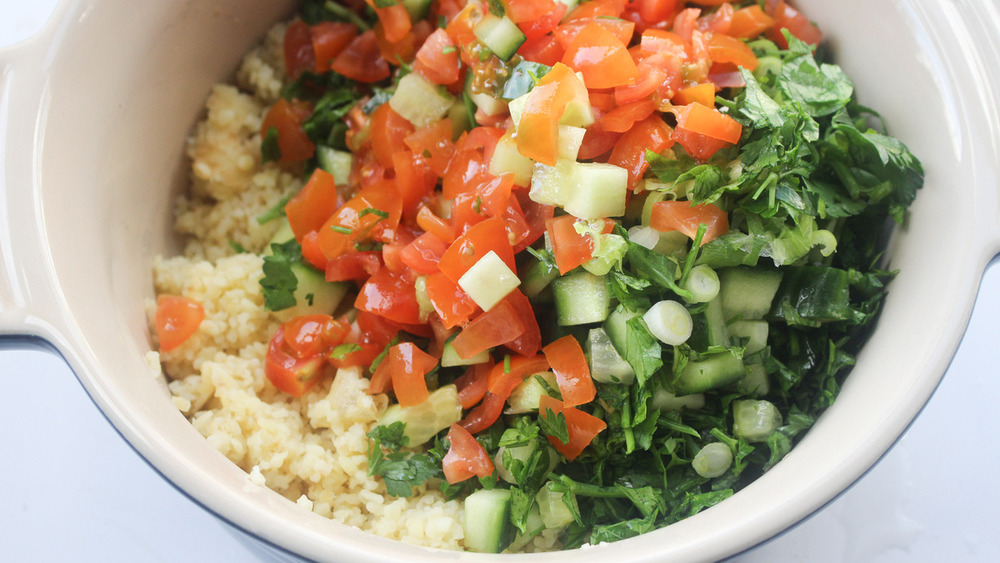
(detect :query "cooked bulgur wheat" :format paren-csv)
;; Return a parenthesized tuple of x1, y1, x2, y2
(147, 21, 563, 553)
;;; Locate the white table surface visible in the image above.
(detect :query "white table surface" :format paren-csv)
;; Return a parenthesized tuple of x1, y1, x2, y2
(2, 3, 999, 561)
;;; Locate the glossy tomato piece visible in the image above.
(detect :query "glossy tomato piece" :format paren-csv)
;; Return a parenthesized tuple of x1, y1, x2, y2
(265, 325, 328, 397)
(285, 168, 340, 242)
(538, 395, 607, 460)
(423, 272, 479, 329)
(442, 424, 495, 483)
(261, 98, 315, 164)
(331, 29, 391, 83)
(649, 200, 729, 244)
(450, 300, 526, 360)
(354, 266, 423, 325)
(155, 295, 205, 352)
(438, 217, 516, 284)
(543, 335, 596, 407)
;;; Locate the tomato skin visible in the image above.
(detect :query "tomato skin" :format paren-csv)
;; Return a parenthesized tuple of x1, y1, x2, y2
(455, 360, 493, 409)
(607, 113, 674, 190)
(261, 98, 315, 164)
(370, 104, 415, 169)
(450, 300, 526, 360)
(311, 21, 357, 72)
(284, 20, 316, 79)
(424, 272, 479, 329)
(400, 232, 450, 275)
(460, 354, 550, 433)
(670, 103, 743, 160)
(331, 30, 391, 83)
(766, 1, 822, 49)
(265, 325, 327, 397)
(543, 335, 596, 407)
(324, 250, 382, 282)
(728, 5, 775, 39)
(707, 33, 758, 71)
(517, 34, 565, 66)
(537, 395, 608, 460)
(388, 342, 436, 407)
(547, 215, 596, 275)
(285, 168, 340, 242)
(649, 200, 729, 244)
(414, 28, 461, 85)
(561, 20, 638, 89)
(438, 217, 516, 285)
(281, 314, 349, 359)
(354, 266, 423, 325)
(155, 295, 205, 352)
(442, 424, 495, 483)
(502, 290, 542, 358)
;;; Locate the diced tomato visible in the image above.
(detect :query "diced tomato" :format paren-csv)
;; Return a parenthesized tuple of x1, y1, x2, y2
(370, 1, 412, 43)
(311, 21, 357, 72)
(707, 33, 758, 71)
(424, 272, 479, 329)
(155, 295, 205, 352)
(460, 354, 550, 433)
(354, 266, 423, 325)
(317, 181, 402, 260)
(672, 7, 702, 42)
(450, 300, 526, 360)
(561, 20, 638, 89)
(697, 1, 733, 34)
(331, 30, 391, 83)
(517, 33, 565, 66)
(516, 63, 580, 165)
(634, 0, 679, 26)
(404, 118, 456, 177)
(283, 20, 316, 79)
(537, 395, 608, 460)
(728, 4, 775, 39)
(543, 335, 596, 407)
(285, 168, 340, 242)
(388, 342, 436, 406)
(261, 98, 315, 164)
(502, 290, 542, 358)
(301, 231, 329, 271)
(578, 127, 622, 160)
(391, 151, 436, 218)
(673, 82, 716, 106)
(325, 250, 381, 282)
(455, 360, 493, 409)
(442, 424, 495, 483)
(597, 98, 657, 133)
(565, 0, 627, 20)
(368, 350, 394, 394)
(281, 314, 349, 359)
(649, 200, 729, 244)
(370, 104, 415, 169)
(670, 102, 743, 160)
(554, 17, 635, 49)
(265, 325, 327, 396)
(547, 215, 595, 275)
(400, 231, 450, 275)
(766, 0, 822, 49)
(416, 204, 456, 244)
(607, 113, 674, 190)
(441, 147, 486, 200)
(414, 28, 461, 85)
(512, 193, 555, 254)
(438, 217, 516, 284)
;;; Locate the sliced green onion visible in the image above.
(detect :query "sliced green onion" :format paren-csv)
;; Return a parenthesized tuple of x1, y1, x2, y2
(681, 264, 720, 303)
(732, 399, 783, 442)
(643, 300, 692, 345)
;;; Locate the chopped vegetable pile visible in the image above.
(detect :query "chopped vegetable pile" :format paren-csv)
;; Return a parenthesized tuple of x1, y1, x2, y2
(172, 0, 925, 552)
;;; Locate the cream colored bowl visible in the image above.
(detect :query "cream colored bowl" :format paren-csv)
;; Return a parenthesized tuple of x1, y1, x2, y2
(1, 1, 999, 561)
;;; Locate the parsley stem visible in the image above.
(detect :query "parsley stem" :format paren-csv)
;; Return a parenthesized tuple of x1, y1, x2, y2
(324, 1, 370, 31)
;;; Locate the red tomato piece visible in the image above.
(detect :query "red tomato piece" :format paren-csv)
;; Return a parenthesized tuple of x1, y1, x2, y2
(388, 342, 436, 407)
(607, 113, 674, 190)
(460, 354, 551, 433)
(370, 1, 412, 43)
(547, 215, 596, 275)
(281, 314, 349, 359)
(597, 98, 656, 133)
(634, 0, 679, 26)
(391, 151, 436, 218)
(673, 83, 716, 107)
(416, 204, 456, 244)
(155, 295, 205, 352)
(400, 231, 450, 275)
(285, 168, 340, 242)
(517, 33, 566, 66)
(283, 20, 315, 79)
(728, 5, 775, 39)
(300, 231, 328, 271)
(331, 30, 391, 83)
(554, 17, 635, 49)
(502, 289, 542, 358)
(707, 33, 758, 71)
(311, 21, 357, 72)
(696, 1, 733, 34)
(543, 335, 596, 407)
(265, 325, 328, 396)
(565, 0, 627, 20)
(450, 300, 526, 360)
(442, 424, 495, 483)
(325, 250, 381, 282)
(354, 266, 423, 325)
(424, 272, 479, 329)
(414, 28, 461, 85)
(404, 118, 456, 177)
(538, 395, 608, 460)
(317, 181, 402, 260)
(670, 103, 743, 160)
(455, 360, 493, 409)
(766, 1, 822, 49)
(561, 20, 638, 89)
(438, 217, 516, 285)
(370, 103, 415, 169)
(649, 200, 729, 244)
(261, 98, 315, 164)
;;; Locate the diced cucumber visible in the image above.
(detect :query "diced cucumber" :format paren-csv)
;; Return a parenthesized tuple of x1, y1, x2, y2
(474, 13, 526, 61)
(375, 385, 463, 446)
(457, 250, 521, 311)
(441, 339, 490, 367)
(315, 145, 352, 186)
(552, 271, 610, 326)
(469, 90, 509, 117)
(464, 488, 512, 553)
(728, 319, 769, 355)
(557, 125, 586, 161)
(506, 372, 557, 414)
(266, 217, 295, 250)
(528, 159, 576, 207)
(718, 267, 783, 321)
(519, 253, 559, 299)
(736, 362, 770, 397)
(489, 132, 534, 187)
(703, 297, 731, 348)
(559, 72, 594, 128)
(587, 327, 635, 384)
(536, 481, 577, 529)
(562, 162, 628, 220)
(732, 399, 782, 442)
(650, 386, 705, 411)
(274, 262, 351, 322)
(414, 275, 433, 323)
(389, 72, 455, 128)
(505, 505, 545, 552)
(672, 350, 745, 395)
(603, 305, 641, 355)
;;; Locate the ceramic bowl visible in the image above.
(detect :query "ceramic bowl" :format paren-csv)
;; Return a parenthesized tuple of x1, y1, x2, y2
(1, 1, 999, 561)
